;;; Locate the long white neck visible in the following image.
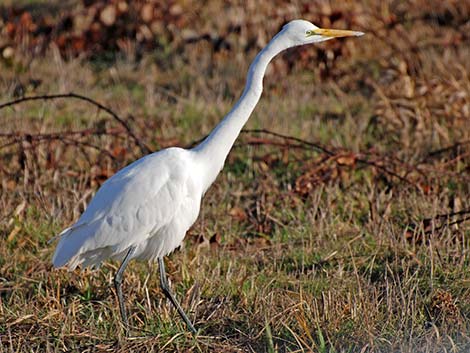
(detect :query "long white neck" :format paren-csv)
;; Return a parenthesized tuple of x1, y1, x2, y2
(193, 31, 291, 192)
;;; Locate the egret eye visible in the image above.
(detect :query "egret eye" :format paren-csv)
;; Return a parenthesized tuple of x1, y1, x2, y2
(306, 29, 317, 37)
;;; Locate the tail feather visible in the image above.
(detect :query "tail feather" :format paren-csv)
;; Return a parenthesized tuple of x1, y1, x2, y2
(52, 220, 119, 270)
(52, 222, 91, 269)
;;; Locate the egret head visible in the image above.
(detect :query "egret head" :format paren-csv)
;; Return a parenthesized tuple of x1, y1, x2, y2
(281, 20, 364, 46)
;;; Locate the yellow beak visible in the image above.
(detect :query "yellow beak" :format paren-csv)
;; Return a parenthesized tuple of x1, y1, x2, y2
(307, 28, 364, 38)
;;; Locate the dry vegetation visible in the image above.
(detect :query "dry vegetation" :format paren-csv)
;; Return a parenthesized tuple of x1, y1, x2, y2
(1, 0, 470, 352)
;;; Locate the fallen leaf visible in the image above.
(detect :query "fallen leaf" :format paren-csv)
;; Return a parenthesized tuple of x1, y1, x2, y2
(100, 5, 117, 27)
(210, 233, 222, 250)
(229, 207, 247, 221)
(336, 153, 356, 166)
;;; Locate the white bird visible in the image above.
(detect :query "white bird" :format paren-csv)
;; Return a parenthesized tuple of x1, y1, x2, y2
(52, 20, 363, 334)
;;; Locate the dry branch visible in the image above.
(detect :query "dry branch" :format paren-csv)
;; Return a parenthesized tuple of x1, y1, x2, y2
(241, 128, 421, 189)
(242, 128, 335, 156)
(0, 93, 151, 155)
(0, 93, 468, 196)
(405, 208, 470, 242)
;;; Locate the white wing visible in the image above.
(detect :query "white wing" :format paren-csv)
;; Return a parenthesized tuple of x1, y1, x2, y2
(52, 148, 201, 270)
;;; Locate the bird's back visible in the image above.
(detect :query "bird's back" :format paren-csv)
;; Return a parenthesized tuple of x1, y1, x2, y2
(52, 148, 203, 270)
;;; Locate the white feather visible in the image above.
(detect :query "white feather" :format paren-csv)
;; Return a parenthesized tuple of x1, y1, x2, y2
(52, 147, 202, 269)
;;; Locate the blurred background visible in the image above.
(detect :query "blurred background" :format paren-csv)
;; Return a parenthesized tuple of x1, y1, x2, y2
(1, 1, 469, 352)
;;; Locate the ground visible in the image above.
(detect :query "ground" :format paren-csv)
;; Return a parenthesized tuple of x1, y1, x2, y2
(1, 1, 470, 352)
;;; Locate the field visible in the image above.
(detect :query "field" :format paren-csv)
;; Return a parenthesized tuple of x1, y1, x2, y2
(1, 1, 470, 352)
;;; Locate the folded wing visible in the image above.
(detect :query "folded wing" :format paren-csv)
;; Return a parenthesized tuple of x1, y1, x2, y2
(52, 149, 195, 270)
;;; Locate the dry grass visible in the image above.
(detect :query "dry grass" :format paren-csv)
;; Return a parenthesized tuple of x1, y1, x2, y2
(1, 1, 470, 352)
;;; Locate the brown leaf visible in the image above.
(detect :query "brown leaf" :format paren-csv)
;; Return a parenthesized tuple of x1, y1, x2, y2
(100, 5, 117, 27)
(55, 34, 67, 49)
(295, 171, 318, 196)
(20, 12, 36, 32)
(111, 146, 127, 159)
(229, 207, 247, 221)
(210, 233, 221, 250)
(169, 4, 183, 16)
(141, 4, 154, 23)
(419, 183, 432, 195)
(71, 36, 86, 52)
(117, 1, 128, 14)
(336, 153, 356, 166)
(5, 22, 16, 36)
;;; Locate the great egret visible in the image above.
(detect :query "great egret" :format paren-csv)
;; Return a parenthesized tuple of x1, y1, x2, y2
(52, 20, 363, 334)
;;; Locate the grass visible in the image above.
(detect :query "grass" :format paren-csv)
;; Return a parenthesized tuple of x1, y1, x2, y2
(1, 0, 470, 352)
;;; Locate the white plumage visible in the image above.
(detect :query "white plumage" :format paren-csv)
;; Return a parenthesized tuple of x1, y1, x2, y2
(51, 20, 363, 333)
(53, 148, 203, 269)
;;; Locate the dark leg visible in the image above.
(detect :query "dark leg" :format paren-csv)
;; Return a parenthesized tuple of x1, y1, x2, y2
(158, 257, 197, 334)
(114, 246, 136, 334)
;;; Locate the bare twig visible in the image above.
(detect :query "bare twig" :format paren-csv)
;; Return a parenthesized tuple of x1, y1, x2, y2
(1, 94, 465, 193)
(0, 93, 151, 155)
(61, 138, 116, 160)
(242, 128, 335, 156)
(1, 128, 125, 142)
(425, 140, 470, 160)
(406, 208, 470, 240)
(241, 128, 420, 189)
(355, 155, 419, 188)
(0, 128, 126, 162)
